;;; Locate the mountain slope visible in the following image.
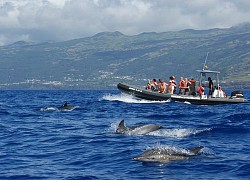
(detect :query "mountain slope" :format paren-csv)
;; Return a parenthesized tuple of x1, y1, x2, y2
(0, 24, 249, 89)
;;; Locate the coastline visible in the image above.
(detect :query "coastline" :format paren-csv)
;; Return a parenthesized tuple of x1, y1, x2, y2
(0, 82, 249, 91)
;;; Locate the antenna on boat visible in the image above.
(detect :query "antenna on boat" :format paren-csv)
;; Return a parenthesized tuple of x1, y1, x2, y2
(202, 52, 209, 71)
(199, 52, 209, 86)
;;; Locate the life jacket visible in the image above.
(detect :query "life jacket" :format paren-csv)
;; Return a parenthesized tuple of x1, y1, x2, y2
(179, 80, 185, 88)
(197, 86, 204, 95)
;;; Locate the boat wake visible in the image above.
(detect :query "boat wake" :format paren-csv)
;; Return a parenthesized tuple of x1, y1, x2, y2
(102, 93, 170, 104)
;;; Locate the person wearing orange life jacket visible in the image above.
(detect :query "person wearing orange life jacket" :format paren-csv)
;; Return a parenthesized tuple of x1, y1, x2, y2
(197, 85, 205, 96)
(178, 77, 186, 95)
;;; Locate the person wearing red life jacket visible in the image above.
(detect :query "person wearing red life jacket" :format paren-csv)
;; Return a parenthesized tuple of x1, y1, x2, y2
(197, 85, 205, 96)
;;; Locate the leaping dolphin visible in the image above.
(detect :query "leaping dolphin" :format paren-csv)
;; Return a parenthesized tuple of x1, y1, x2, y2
(116, 120, 162, 135)
(132, 146, 204, 163)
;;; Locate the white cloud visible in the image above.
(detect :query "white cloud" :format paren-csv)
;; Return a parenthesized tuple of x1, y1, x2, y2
(0, 0, 250, 45)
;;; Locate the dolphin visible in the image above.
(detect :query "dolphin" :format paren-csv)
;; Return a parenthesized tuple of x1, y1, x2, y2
(116, 120, 162, 135)
(132, 146, 204, 163)
(58, 102, 76, 110)
(58, 105, 76, 110)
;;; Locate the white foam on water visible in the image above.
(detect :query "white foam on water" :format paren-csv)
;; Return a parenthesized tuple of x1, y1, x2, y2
(40, 106, 79, 112)
(40, 107, 58, 112)
(148, 128, 212, 138)
(198, 147, 216, 156)
(109, 122, 118, 132)
(102, 93, 170, 104)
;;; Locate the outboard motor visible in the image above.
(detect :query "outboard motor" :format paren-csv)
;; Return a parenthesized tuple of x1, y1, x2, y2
(231, 90, 244, 98)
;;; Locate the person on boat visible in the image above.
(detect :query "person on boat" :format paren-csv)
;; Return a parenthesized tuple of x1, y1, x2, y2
(178, 77, 186, 95)
(158, 79, 167, 93)
(146, 80, 151, 90)
(197, 85, 205, 96)
(213, 86, 226, 98)
(151, 79, 158, 91)
(168, 76, 176, 94)
(208, 77, 214, 97)
(184, 78, 190, 95)
(188, 78, 196, 96)
(218, 86, 226, 98)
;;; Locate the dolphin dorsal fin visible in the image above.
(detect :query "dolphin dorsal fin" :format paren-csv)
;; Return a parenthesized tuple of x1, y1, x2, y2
(190, 146, 204, 154)
(116, 120, 127, 133)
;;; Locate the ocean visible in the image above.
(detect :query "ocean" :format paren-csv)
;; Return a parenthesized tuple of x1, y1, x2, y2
(0, 90, 249, 180)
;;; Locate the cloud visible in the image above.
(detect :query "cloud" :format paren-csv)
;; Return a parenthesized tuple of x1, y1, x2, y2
(0, 0, 250, 45)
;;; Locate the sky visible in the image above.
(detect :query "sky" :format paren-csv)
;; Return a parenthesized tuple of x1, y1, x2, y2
(0, 0, 250, 45)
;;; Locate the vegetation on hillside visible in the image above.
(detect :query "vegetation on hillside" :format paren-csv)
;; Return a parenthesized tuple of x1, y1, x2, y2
(0, 24, 249, 89)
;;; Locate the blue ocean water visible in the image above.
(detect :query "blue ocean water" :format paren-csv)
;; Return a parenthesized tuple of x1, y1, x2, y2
(0, 90, 249, 180)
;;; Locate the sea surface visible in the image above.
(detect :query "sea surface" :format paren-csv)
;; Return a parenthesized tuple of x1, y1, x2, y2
(0, 90, 249, 180)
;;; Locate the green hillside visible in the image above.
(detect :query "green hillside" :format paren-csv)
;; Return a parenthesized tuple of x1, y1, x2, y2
(0, 24, 249, 89)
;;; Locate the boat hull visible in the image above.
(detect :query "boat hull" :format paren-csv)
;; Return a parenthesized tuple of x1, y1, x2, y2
(117, 83, 248, 105)
(170, 94, 248, 105)
(117, 83, 171, 101)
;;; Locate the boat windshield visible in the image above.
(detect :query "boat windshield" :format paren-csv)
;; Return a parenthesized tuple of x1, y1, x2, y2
(196, 70, 220, 88)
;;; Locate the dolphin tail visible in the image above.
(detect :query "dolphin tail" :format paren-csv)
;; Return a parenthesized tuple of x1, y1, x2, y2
(116, 119, 126, 133)
(190, 146, 204, 155)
